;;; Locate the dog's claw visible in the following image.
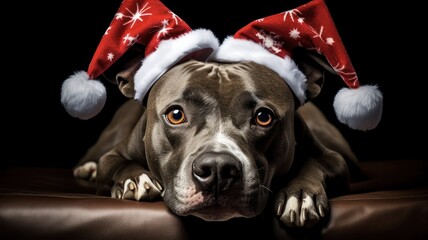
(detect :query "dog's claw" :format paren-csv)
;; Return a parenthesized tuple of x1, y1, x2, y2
(290, 210, 296, 223)
(114, 189, 123, 199)
(128, 181, 136, 191)
(302, 208, 307, 221)
(154, 180, 163, 191)
(318, 203, 325, 217)
(276, 201, 284, 216)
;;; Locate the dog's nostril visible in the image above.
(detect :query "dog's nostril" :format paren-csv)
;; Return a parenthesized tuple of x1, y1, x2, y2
(220, 164, 239, 179)
(194, 166, 212, 178)
(192, 153, 242, 193)
(193, 163, 216, 189)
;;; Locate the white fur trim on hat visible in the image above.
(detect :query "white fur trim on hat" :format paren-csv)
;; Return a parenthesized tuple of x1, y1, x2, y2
(333, 85, 383, 131)
(210, 36, 307, 104)
(61, 71, 107, 120)
(134, 28, 219, 102)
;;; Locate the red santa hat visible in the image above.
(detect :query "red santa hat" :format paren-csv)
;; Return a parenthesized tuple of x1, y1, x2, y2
(210, 0, 383, 131)
(61, 0, 219, 119)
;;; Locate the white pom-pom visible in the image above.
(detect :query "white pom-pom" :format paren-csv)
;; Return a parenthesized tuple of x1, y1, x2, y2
(333, 85, 383, 131)
(61, 71, 106, 120)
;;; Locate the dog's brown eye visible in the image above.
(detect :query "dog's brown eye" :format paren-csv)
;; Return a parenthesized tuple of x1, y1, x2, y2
(166, 108, 187, 125)
(255, 108, 274, 127)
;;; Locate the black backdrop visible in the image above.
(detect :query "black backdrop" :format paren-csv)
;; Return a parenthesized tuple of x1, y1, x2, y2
(5, 0, 427, 168)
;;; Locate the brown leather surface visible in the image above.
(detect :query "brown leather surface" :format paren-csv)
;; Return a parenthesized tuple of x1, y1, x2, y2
(0, 196, 188, 240)
(350, 160, 428, 193)
(0, 168, 189, 240)
(1, 160, 427, 239)
(324, 187, 428, 239)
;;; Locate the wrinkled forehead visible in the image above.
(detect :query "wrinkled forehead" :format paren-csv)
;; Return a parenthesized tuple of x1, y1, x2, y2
(147, 60, 293, 113)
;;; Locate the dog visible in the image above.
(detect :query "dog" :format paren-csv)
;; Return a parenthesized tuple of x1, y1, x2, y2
(72, 48, 359, 228)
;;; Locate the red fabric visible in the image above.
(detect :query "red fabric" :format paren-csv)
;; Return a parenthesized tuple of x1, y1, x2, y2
(87, 0, 191, 79)
(234, 0, 359, 89)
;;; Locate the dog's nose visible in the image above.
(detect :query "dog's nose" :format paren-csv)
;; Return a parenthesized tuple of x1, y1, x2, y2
(192, 153, 242, 194)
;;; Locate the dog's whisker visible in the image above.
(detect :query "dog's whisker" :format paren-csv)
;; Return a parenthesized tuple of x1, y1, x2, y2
(257, 166, 266, 171)
(260, 185, 273, 193)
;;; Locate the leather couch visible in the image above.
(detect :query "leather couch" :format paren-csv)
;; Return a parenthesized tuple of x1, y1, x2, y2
(1, 160, 427, 239)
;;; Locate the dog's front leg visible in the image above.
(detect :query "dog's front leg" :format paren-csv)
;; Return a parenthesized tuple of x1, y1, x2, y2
(275, 149, 348, 228)
(95, 112, 163, 202)
(274, 114, 350, 228)
(73, 100, 144, 182)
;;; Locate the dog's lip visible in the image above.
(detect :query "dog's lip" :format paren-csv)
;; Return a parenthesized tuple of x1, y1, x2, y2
(170, 185, 268, 218)
(187, 204, 245, 221)
(175, 196, 257, 221)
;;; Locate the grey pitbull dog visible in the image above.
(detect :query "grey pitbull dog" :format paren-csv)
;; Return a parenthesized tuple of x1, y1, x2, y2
(74, 55, 358, 228)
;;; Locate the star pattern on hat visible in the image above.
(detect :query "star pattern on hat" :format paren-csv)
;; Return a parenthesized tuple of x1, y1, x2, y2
(157, 19, 173, 38)
(107, 53, 114, 61)
(289, 28, 301, 39)
(283, 9, 302, 22)
(332, 63, 358, 85)
(168, 10, 180, 24)
(119, 2, 152, 28)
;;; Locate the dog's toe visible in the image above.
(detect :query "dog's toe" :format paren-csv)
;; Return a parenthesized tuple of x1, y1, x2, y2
(276, 190, 328, 228)
(73, 161, 97, 181)
(134, 173, 163, 201)
(299, 193, 321, 227)
(276, 194, 298, 226)
(112, 187, 123, 199)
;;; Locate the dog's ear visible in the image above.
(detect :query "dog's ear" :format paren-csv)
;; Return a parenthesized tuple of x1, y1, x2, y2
(292, 47, 338, 100)
(102, 45, 144, 98)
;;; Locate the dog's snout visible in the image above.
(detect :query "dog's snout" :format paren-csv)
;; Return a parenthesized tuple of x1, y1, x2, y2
(192, 153, 242, 194)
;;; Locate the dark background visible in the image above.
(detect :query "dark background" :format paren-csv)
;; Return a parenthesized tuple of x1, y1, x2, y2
(5, 0, 427, 168)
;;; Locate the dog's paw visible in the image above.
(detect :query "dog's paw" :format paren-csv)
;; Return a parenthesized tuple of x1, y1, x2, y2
(111, 173, 163, 201)
(73, 161, 97, 181)
(274, 185, 328, 228)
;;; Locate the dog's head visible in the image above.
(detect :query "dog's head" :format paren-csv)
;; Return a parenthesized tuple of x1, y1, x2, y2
(110, 48, 328, 221)
(145, 60, 298, 220)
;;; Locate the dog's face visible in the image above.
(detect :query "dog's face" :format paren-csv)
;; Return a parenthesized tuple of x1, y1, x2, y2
(143, 60, 298, 221)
